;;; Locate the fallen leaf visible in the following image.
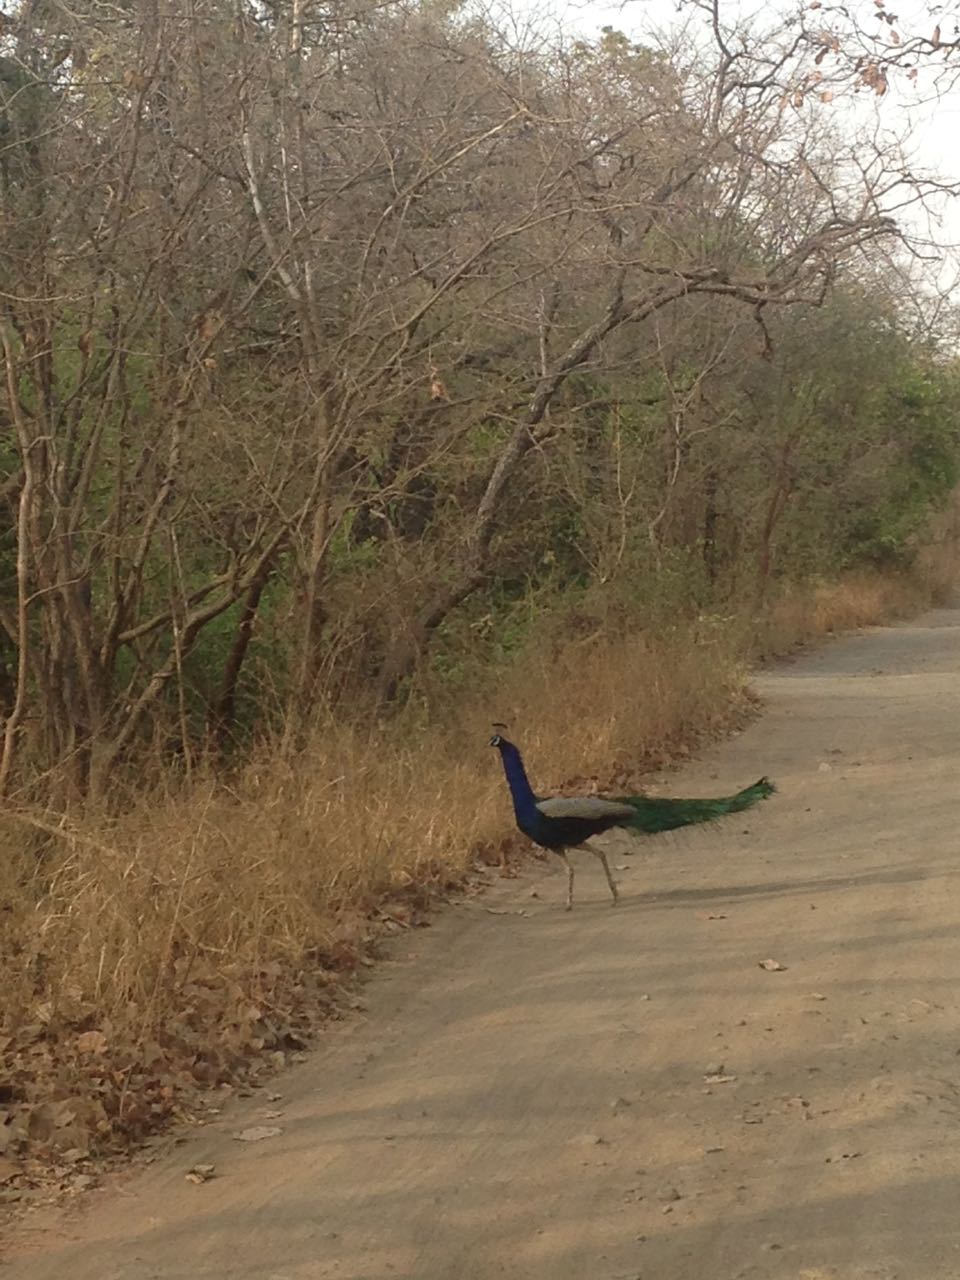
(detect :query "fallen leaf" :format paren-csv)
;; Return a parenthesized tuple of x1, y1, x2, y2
(759, 959, 787, 972)
(186, 1163, 216, 1183)
(232, 1126, 282, 1142)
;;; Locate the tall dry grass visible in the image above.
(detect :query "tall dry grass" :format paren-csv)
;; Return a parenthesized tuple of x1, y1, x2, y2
(0, 544, 956, 1174)
(754, 539, 959, 660)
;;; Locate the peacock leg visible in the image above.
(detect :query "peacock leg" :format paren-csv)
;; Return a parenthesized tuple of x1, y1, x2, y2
(591, 845, 619, 906)
(558, 850, 575, 911)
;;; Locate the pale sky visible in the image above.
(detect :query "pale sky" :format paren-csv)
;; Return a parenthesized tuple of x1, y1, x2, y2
(513, 0, 960, 288)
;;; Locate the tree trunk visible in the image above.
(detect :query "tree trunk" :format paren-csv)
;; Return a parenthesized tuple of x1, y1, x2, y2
(208, 560, 272, 751)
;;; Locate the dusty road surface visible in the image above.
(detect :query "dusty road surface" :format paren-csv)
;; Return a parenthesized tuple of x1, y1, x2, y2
(5, 604, 960, 1279)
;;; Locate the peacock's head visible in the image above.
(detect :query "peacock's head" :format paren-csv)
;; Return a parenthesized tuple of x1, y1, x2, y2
(489, 722, 509, 748)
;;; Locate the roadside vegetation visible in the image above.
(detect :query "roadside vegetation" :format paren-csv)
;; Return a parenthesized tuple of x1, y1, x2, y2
(1, 0, 958, 1186)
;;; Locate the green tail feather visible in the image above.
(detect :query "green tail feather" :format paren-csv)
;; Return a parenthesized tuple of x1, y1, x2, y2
(616, 777, 775, 835)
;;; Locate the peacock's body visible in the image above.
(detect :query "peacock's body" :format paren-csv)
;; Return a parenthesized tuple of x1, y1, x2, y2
(490, 731, 775, 910)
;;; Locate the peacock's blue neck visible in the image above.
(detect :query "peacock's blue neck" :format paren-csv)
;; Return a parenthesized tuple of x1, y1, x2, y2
(496, 739, 540, 829)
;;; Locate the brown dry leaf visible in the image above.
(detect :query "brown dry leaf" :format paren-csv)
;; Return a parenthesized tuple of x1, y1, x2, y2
(759, 958, 787, 972)
(76, 1030, 107, 1056)
(197, 311, 224, 342)
(232, 1125, 282, 1142)
(185, 1163, 216, 1183)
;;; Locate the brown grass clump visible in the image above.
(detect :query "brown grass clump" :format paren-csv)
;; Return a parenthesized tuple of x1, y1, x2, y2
(754, 539, 958, 661)
(0, 549, 956, 1188)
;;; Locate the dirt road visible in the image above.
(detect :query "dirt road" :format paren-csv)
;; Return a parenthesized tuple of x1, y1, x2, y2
(5, 605, 960, 1279)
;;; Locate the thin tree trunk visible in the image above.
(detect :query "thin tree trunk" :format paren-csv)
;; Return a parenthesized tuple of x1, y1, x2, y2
(208, 560, 272, 750)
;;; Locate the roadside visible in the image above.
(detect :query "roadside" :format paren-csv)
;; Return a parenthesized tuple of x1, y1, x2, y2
(4, 602, 959, 1278)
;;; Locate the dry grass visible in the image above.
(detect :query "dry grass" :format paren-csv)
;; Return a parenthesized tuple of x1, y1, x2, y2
(0, 546, 956, 1184)
(754, 539, 959, 660)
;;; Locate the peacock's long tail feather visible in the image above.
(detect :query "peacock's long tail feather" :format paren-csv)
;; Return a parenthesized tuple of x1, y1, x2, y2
(616, 777, 775, 835)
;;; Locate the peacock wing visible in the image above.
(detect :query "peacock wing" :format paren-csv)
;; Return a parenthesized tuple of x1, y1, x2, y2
(536, 796, 636, 820)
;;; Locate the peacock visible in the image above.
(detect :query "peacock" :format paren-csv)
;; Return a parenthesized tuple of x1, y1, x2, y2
(490, 728, 775, 910)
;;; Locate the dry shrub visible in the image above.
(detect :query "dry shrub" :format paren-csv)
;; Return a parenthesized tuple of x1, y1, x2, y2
(753, 547, 957, 662)
(0, 545, 956, 1179)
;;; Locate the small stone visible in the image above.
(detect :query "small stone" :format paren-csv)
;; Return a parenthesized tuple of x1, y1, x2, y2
(232, 1126, 283, 1143)
(570, 1133, 604, 1147)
